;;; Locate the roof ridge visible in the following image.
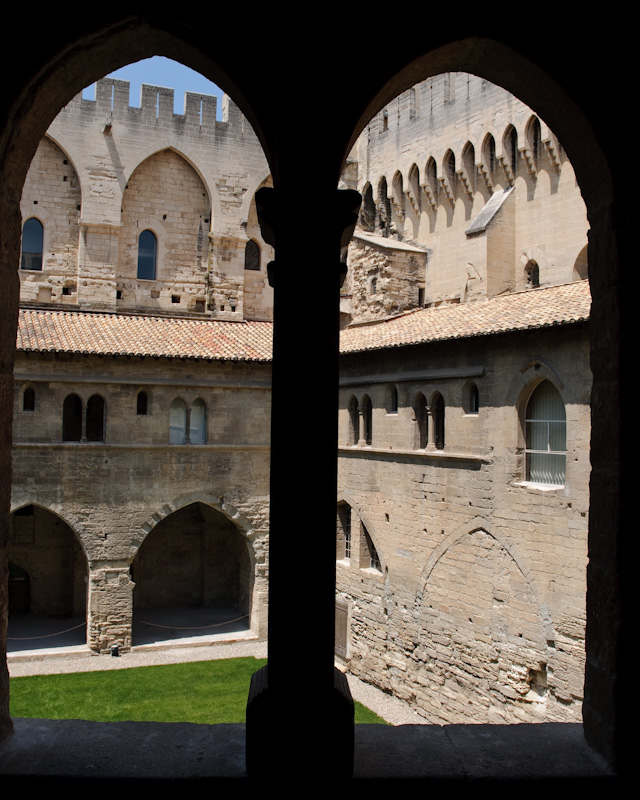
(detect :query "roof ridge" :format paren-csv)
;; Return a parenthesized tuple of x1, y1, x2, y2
(19, 305, 276, 327)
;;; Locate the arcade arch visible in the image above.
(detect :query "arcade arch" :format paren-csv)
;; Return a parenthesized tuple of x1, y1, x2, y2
(119, 148, 211, 302)
(130, 501, 254, 645)
(7, 505, 88, 652)
(416, 523, 552, 723)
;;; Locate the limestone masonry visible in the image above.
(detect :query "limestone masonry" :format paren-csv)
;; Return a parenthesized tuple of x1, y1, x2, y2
(11, 72, 590, 725)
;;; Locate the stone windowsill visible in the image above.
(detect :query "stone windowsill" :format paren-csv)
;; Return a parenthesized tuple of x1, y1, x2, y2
(338, 445, 489, 463)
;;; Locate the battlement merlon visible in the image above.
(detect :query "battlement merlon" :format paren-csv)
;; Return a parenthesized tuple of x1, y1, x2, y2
(71, 77, 247, 133)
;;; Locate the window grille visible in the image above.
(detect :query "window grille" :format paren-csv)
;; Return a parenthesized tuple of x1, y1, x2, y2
(525, 381, 566, 485)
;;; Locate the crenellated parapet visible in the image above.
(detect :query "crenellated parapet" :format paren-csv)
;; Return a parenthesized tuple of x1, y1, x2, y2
(20, 77, 274, 321)
(74, 78, 226, 135)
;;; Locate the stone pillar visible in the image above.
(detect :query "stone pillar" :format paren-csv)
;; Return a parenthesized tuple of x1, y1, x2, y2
(246, 186, 361, 779)
(426, 405, 436, 451)
(357, 406, 366, 447)
(77, 222, 119, 310)
(87, 561, 133, 654)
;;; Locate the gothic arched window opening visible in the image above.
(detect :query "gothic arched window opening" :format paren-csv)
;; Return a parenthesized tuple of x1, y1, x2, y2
(137, 229, 157, 280)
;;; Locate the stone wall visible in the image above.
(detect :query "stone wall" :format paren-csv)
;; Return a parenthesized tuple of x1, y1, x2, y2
(19, 78, 274, 320)
(343, 73, 588, 323)
(19, 137, 82, 304)
(343, 233, 426, 325)
(12, 70, 591, 723)
(11, 350, 271, 652)
(337, 324, 590, 723)
(117, 148, 210, 313)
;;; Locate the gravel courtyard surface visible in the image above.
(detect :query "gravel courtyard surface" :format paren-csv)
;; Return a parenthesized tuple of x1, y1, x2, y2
(8, 640, 428, 726)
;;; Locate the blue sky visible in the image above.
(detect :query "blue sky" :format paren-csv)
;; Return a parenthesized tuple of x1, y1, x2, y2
(82, 56, 223, 117)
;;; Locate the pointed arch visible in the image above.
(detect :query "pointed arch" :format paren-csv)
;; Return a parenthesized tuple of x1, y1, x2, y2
(62, 393, 82, 442)
(414, 391, 428, 449)
(169, 397, 187, 444)
(443, 148, 456, 199)
(189, 397, 207, 444)
(431, 390, 445, 450)
(335, 491, 386, 574)
(503, 124, 518, 184)
(86, 394, 106, 442)
(524, 379, 566, 486)
(408, 163, 421, 214)
(461, 140, 476, 195)
(244, 239, 261, 271)
(361, 393, 372, 446)
(481, 132, 497, 188)
(20, 218, 44, 271)
(415, 517, 554, 642)
(137, 229, 157, 280)
(359, 182, 376, 232)
(525, 114, 542, 171)
(8, 503, 89, 628)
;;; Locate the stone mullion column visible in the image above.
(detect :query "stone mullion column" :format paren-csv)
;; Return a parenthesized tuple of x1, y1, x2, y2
(246, 184, 360, 779)
(426, 405, 436, 451)
(357, 405, 366, 446)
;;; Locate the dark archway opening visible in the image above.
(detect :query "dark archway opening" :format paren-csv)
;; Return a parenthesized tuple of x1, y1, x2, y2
(6, 505, 87, 654)
(131, 502, 252, 646)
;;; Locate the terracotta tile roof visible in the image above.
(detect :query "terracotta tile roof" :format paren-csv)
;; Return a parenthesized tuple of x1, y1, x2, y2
(340, 280, 591, 354)
(17, 308, 274, 362)
(16, 281, 590, 362)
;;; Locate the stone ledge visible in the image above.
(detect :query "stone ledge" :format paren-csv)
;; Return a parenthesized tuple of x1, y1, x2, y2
(339, 446, 490, 463)
(0, 719, 614, 782)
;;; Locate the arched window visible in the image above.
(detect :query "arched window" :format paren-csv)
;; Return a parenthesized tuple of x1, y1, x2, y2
(378, 177, 391, 235)
(505, 126, 518, 182)
(363, 525, 381, 572)
(137, 229, 157, 280)
(388, 385, 398, 415)
(434, 393, 445, 450)
(525, 259, 540, 288)
(408, 164, 421, 213)
(86, 395, 105, 442)
(348, 396, 359, 445)
(136, 391, 148, 416)
(462, 141, 475, 193)
(22, 387, 35, 412)
(361, 395, 372, 446)
(525, 380, 566, 486)
(244, 239, 260, 271)
(21, 218, 44, 271)
(482, 133, 496, 185)
(62, 394, 82, 442)
(169, 398, 187, 444)
(189, 398, 206, 444)
(359, 183, 376, 232)
(392, 170, 404, 221)
(415, 393, 428, 449)
(526, 115, 542, 168)
(336, 503, 352, 561)
(469, 384, 479, 414)
(444, 149, 456, 194)
(426, 157, 438, 201)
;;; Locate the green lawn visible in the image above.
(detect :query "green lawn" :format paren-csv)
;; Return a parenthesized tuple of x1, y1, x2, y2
(10, 657, 387, 725)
